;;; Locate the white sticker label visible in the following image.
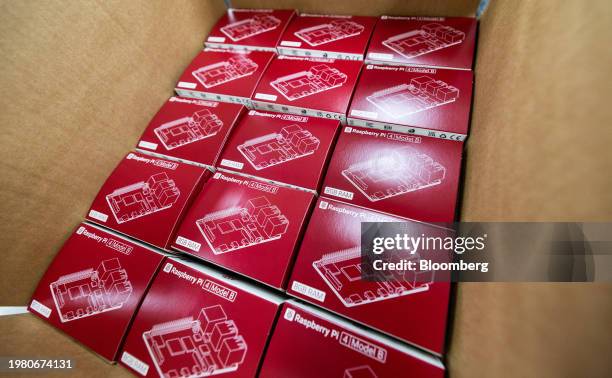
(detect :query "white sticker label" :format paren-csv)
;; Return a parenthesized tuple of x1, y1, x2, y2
(254, 93, 277, 101)
(368, 52, 394, 60)
(280, 40, 302, 47)
(291, 281, 326, 302)
(88, 209, 108, 222)
(207, 36, 226, 43)
(350, 109, 378, 119)
(220, 159, 244, 170)
(138, 141, 158, 150)
(121, 351, 149, 376)
(175, 236, 201, 252)
(30, 299, 52, 318)
(177, 81, 197, 89)
(324, 186, 354, 200)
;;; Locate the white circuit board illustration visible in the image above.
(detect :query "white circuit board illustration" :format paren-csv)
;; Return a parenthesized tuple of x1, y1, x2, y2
(196, 196, 289, 255)
(143, 304, 247, 377)
(192, 55, 258, 88)
(154, 109, 224, 150)
(382, 23, 465, 59)
(342, 148, 446, 202)
(106, 173, 180, 224)
(237, 124, 320, 170)
(294, 20, 365, 46)
(270, 64, 348, 101)
(313, 247, 432, 307)
(50, 258, 132, 322)
(221, 14, 281, 41)
(366, 75, 459, 118)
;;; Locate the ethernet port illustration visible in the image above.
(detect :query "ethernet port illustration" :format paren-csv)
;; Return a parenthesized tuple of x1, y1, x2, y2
(344, 365, 378, 378)
(237, 124, 320, 170)
(50, 258, 133, 323)
(220, 14, 281, 41)
(313, 247, 432, 307)
(154, 109, 224, 150)
(192, 56, 259, 89)
(383, 23, 466, 59)
(342, 148, 446, 202)
(196, 196, 289, 255)
(106, 173, 181, 224)
(270, 64, 348, 101)
(143, 305, 247, 378)
(294, 20, 365, 46)
(366, 75, 459, 118)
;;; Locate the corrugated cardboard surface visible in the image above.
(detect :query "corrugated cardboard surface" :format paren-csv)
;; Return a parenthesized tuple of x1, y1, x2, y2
(0, 0, 611, 377)
(452, 0, 612, 377)
(0, 0, 225, 305)
(0, 313, 132, 378)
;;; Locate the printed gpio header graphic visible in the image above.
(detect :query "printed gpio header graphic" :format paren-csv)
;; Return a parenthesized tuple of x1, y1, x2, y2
(294, 20, 365, 46)
(192, 56, 259, 88)
(221, 14, 281, 41)
(342, 148, 446, 202)
(383, 23, 465, 59)
(50, 258, 133, 323)
(154, 109, 224, 150)
(196, 196, 289, 255)
(313, 247, 432, 307)
(270, 64, 348, 101)
(344, 365, 378, 378)
(238, 124, 320, 170)
(143, 305, 247, 378)
(366, 76, 459, 118)
(106, 173, 181, 224)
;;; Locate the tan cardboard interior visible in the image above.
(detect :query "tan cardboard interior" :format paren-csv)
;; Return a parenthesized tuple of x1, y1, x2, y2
(0, 0, 610, 376)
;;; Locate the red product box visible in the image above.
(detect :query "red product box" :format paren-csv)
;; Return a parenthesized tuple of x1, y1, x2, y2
(86, 151, 210, 250)
(172, 170, 315, 289)
(28, 222, 167, 361)
(205, 9, 296, 52)
(119, 257, 283, 377)
(260, 301, 445, 377)
(321, 126, 462, 223)
(251, 55, 363, 123)
(136, 97, 246, 166)
(366, 16, 477, 70)
(348, 65, 473, 141)
(287, 197, 451, 354)
(217, 109, 340, 192)
(175, 49, 275, 107)
(277, 14, 377, 61)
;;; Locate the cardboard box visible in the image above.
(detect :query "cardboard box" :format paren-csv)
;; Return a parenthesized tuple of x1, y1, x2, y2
(277, 13, 377, 61)
(217, 109, 341, 191)
(5, 2, 612, 378)
(205, 8, 296, 52)
(28, 222, 167, 361)
(172, 170, 315, 289)
(251, 55, 363, 123)
(348, 65, 473, 141)
(366, 16, 477, 70)
(175, 49, 275, 107)
(287, 197, 451, 354)
(259, 301, 445, 377)
(119, 257, 283, 377)
(321, 126, 462, 223)
(136, 97, 246, 167)
(86, 151, 211, 250)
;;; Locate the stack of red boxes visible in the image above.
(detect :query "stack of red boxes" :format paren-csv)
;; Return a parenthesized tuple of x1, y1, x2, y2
(28, 7, 477, 377)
